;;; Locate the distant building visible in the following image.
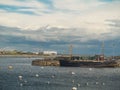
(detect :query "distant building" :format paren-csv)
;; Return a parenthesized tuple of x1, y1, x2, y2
(43, 51, 57, 55)
(33, 52, 39, 55)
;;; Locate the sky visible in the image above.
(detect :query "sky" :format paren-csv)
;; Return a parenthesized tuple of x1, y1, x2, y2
(0, 0, 120, 55)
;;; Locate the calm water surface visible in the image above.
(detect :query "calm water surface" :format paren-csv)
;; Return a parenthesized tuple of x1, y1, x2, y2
(0, 57, 120, 90)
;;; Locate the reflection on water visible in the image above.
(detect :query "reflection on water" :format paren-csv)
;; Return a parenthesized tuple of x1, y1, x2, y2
(0, 58, 120, 90)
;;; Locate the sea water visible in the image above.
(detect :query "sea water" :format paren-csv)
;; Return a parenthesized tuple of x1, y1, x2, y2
(0, 57, 120, 90)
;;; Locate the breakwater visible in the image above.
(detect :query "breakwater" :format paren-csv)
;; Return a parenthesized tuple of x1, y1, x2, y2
(32, 59, 60, 66)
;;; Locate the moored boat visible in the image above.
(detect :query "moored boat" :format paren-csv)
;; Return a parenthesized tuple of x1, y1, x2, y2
(59, 55, 120, 67)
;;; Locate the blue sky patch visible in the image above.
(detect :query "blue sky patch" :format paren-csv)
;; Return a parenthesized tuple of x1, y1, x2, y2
(99, 0, 113, 2)
(0, 4, 37, 15)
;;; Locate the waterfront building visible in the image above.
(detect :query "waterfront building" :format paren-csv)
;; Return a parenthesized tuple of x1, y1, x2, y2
(43, 51, 57, 55)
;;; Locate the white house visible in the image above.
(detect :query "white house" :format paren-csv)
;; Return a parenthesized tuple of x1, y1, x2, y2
(43, 51, 57, 55)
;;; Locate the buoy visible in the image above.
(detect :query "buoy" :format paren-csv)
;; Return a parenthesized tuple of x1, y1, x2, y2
(72, 80, 75, 83)
(72, 87, 77, 90)
(47, 81, 50, 84)
(35, 74, 39, 77)
(71, 72, 75, 75)
(41, 67, 44, 69)
(24, 80, 27, 83)
(52, 75, 55, 78)
(18, 75, 23, 80)
(86, 82, 89, 86)
(89, 68, 92, 71)
(102, 82, 105, 85)
(8, 65, 13, 69)
(95, 82, 99, 85)
(20, 83, 23, 86)
(77, 83, 80, 87)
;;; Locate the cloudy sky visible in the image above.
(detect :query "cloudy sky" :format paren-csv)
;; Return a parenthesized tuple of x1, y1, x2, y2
(0, 0, 120, 55)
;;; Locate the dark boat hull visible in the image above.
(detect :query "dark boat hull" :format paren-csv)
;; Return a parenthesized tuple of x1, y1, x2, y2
(59, 60, 120, 67)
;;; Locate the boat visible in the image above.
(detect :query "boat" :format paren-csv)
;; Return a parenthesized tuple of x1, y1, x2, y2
(59, 55, 120, 67)
(59, 44, 120, 67)
(32, 43, 120, 67)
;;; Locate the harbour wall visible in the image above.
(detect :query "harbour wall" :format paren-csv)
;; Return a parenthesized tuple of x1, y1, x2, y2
(32, 59, 120, 67)
(32, 59, 60, 66)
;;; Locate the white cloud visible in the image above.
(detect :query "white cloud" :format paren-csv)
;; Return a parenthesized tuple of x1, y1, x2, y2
(0, 0, 47, 9)
(0, 0, 120, 42)
(53, 0, 105, 11)
(0, 0, 49, 15)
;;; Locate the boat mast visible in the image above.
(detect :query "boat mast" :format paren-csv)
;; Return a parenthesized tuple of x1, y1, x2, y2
(69, 45, 73, 60)
(101, 41, 104, 56)
(101, 41, 104, 61)
(112, 43, 115, 60)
